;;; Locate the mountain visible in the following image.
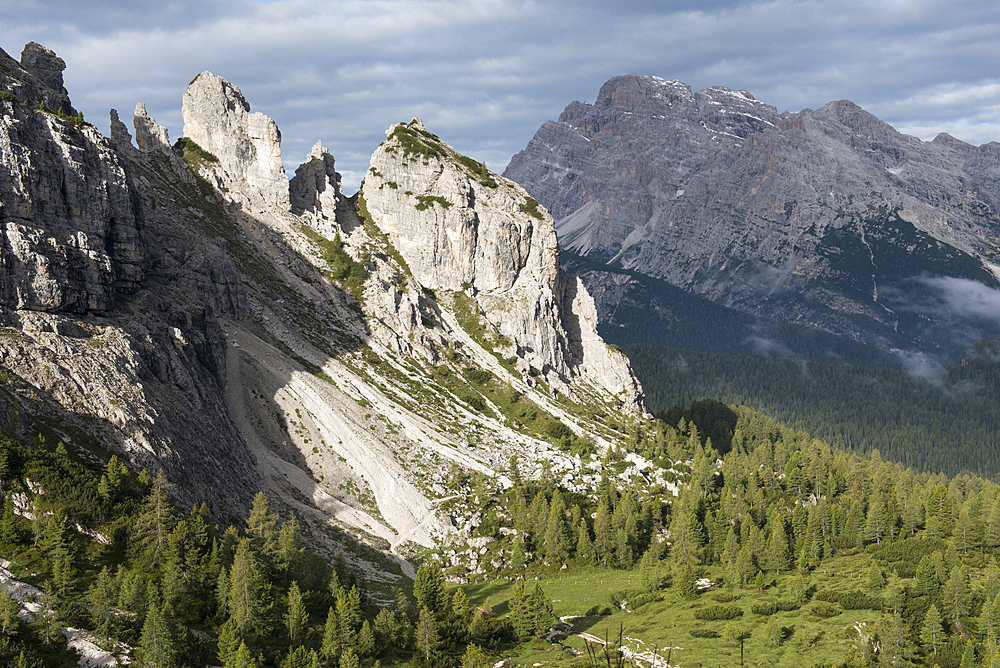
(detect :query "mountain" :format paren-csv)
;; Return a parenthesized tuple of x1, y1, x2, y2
(504, 74, 1000, 361)
(0, 43, 644, 582)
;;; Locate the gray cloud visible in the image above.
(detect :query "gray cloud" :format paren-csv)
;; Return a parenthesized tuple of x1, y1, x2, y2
(911, 276, 1000, 325)
(3, 0, 1000, 192)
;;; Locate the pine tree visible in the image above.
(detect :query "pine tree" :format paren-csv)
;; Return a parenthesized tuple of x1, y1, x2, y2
(217, 618, 241, 666)
(451, 587, 470, 619)
(0, 492, 17, 546)
(616, 527, 633, 568)
(226, 641, 261, 668)
(865, 562, 886, 593)
(764, 507, 789, 571)
(876, 612, 913, 666)
(460, 643, 490, 668)
(247, 491, 277, 544)
(228, 538, 268, 640)
(915, 555, 939, 594)
(358, 619, 375, 658)
(638, 541, 663, 593)
(594, 501, 614, 566)
(942, 563, 970, 624)
(960, 639, 976, 668)
(320, 606, 340, 664)
(336, 585, 362, 648)
(139, 598, 176, 668)
(508, 580, 532, 637)
(286, 580, 308, 646)
(415, 607, 440, 662)
(0, 586, 19, 637)
(677, 562, 698, 600)
(87, 566, 116, 643)
(338, 648, 359, 668)
(575, 518, 593, 564)
(920, 604, 944, 658)
(278, 514, 301, 575)
(529, 582, 554, 637)
(510, 532, 526, 571)
(763, 615, 782, 647)
(543, 491, 569, 564)
(413, 561, 447, 612)
(133, 469, 176, 559)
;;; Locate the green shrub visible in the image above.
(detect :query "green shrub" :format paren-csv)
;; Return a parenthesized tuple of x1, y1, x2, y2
(813, 589, 841, 603)
(838, 589, 880, 611)
(751, 602, 777, 616)
(690, 629, 721, 638)
(712, 591, 741, 603)
(173, 137, 219, 171)
(811, 602, 840, 618)
(775, 599, 801, 611)
(520, 196, 545, 221)
(455, 154, 498, 188)
(463, 368, 493, 385)
(415, 194, 452, 211)
(693, 605, 743, 621)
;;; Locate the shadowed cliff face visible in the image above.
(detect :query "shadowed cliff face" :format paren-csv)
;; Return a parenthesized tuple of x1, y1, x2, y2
(505, 74, 1000, 360)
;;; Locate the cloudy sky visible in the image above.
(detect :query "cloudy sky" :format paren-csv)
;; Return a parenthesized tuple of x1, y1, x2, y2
(4, 0, 1000, 192)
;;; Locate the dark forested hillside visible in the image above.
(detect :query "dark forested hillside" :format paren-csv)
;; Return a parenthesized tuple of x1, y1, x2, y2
(624, 340, 1000, 477)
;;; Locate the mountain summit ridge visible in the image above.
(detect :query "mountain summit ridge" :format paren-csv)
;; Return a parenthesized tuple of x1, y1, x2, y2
(505, 73, 1000, 358)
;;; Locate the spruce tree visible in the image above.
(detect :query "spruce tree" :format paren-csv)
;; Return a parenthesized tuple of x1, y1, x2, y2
(286, 580, 308, 646)
(228, 538, 268, 640)
(413, 561, 447, 613)
(415, 607, 440, 662)
(920, 604, 944, 658)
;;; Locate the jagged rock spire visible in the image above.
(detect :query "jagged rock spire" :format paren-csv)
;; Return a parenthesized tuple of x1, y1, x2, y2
(181, 71, 289, 209)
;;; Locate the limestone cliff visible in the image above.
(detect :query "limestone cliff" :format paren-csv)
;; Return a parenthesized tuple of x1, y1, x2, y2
(361, 119, 643, 410)
(182, 71, 290, 209)
(0, 45, 258, 517)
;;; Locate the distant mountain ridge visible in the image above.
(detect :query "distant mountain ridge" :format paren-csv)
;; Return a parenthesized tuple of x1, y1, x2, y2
(505, 74, 1000, 361)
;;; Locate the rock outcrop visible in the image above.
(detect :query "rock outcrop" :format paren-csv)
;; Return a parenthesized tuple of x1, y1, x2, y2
(362, 119, 644, 410)
(133, 102, 171, 154)
(505, 74, 1000, 358)
(181, 71, 289, 209)
(290, 140, 341, 236)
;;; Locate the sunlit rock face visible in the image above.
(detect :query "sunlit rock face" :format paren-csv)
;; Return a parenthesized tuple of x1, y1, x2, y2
(362, 119, 644, 411)
(182, 71, 290, 209)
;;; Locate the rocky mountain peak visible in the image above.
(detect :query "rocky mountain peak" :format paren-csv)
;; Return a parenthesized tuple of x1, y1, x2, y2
(18, 41, 75, 116)
(506, 74, 1000, 359)
(362, 118, 645, 410)
(289, 140, 341, 236)
(181, 71, 289, 208)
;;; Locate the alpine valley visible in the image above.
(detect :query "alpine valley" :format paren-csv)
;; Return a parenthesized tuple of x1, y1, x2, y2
(3, 44, 1000, 668)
